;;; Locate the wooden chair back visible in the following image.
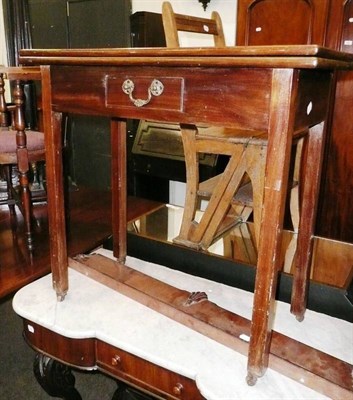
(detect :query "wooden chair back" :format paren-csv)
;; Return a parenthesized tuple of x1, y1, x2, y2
(162, 1, 226, 48)
(0, 67, 44, 250)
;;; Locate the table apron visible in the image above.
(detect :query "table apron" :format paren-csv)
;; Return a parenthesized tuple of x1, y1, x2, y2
(50, 66, 332, 132)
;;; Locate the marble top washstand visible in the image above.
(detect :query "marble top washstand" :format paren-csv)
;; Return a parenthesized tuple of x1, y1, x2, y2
(13, 249, 352, 400)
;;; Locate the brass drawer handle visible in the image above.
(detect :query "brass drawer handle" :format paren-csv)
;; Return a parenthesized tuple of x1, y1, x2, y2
(122, 79, 164, 107)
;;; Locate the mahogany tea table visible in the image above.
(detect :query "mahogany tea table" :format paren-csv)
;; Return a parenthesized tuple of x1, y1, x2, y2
(19, 45, 353, 386)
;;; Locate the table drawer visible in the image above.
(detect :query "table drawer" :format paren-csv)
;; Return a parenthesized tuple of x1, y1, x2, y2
(96, 340, 203, 399)
(105, 75, 184, 112)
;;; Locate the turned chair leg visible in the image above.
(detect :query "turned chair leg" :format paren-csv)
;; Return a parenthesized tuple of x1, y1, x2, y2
(13, 79, 34, 250)
(3, 165, 16, 215)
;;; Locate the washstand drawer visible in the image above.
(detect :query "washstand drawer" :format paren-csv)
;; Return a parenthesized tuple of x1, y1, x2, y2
(96, 340, 203, 399)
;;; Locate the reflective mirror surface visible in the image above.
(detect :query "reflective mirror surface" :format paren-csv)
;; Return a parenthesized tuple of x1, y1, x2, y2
(128, 204, 353, 289)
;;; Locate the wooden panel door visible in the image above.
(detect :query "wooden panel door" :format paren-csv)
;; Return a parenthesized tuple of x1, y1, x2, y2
(236, 0, 353, 244)
(236, 0, 330, 46)
(316, 0, 353, 242)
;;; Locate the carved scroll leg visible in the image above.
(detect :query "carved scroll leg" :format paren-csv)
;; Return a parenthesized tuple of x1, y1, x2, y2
(33, 353, 82, 400)
(291, 122, 326, 321)
(111, 381, 127, 400)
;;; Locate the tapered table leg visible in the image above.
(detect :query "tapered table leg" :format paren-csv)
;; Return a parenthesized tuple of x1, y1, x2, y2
(41, 66, 68, 301)
(291, 122, 326, 321)
(247, 69, 297, 383)
(111, 118, 127, 264)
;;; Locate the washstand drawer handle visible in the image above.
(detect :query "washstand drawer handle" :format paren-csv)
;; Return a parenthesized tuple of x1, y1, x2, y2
(122, 79, 164, 107)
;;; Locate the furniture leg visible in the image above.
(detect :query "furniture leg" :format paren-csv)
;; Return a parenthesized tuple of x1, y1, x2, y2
(33, 353, 82, 400)
(283, 137, 305, 273)
(247, 69, 297, 384)
(14, 79, 34, 250)
(178, 124, 199, 240)
(175, 123, 248, 249)
(239, 221, 258, 263)
(185, 145, 246, 247)
(30, 161, 44, 191)
(3, 165, 16, 215)
(244, 144, 267, 247)
(41, 66, 68, 300)
(290, 122, 326, 321)
(199, 151, 247, 249)
(111, 118, 127, 263)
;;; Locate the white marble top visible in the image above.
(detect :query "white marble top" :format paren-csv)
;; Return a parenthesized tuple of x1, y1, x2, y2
(13, 248, 353, 400)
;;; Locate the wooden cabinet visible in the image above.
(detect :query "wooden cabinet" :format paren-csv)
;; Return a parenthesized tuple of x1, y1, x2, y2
(28, 0, 131, 50)
(28, 0, 131, 190)
(130, 11, 166, 48)
(317, 0, 353, 242)
(236, 0, 353, 243)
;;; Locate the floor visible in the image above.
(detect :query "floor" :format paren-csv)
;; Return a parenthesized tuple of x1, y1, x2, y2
(0, 186, 161, 300)
(0, 186, 161, 399)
